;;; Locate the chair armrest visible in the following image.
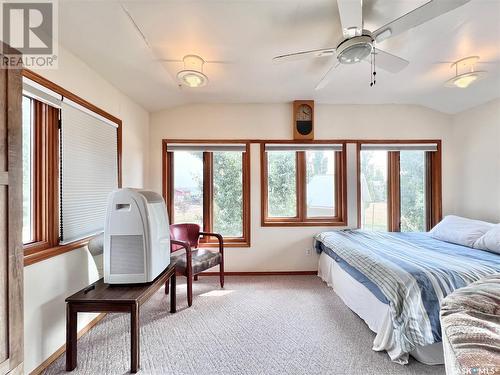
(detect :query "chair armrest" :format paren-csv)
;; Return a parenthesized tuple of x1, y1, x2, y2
(199, 232, 224, 254)
(200, 231, 223, 242)
(170, 239, 191, 251)
(170, 239, 192, 276)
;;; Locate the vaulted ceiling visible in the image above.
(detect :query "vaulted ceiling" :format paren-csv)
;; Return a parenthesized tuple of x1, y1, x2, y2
(58, 0, 500, 113)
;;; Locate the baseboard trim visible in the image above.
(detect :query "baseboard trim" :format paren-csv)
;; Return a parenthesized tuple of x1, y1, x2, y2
(200, 271, 318, 276)
(29, 313, 106, 375)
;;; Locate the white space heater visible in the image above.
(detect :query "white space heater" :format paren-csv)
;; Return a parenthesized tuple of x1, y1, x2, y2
(104, 188, 171, 284)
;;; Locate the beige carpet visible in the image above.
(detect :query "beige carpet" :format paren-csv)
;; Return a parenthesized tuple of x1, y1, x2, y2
(44, 276, 444, 375)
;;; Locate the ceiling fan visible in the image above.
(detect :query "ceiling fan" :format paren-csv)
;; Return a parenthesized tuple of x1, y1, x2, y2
(273, 0, 472, 89)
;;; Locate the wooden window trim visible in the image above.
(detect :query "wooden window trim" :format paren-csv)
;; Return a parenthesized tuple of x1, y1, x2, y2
(356, 139, 442, 232)
(162, 139, 251, 247)
(261, 141, 347, 227)
(22, 101, 59, 256)
(22, 69, 123, 267)
(387, 151, 400, 231)
(426, 147, 442, 230)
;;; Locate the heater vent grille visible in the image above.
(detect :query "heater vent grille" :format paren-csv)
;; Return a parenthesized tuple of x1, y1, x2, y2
(110, 235, 144, 275)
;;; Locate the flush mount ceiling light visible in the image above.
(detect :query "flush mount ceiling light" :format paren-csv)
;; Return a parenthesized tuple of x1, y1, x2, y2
(177, 55, 208, 88)
(445, 56, 487, 89)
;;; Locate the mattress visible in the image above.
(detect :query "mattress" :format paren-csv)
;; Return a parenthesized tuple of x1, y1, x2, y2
(318, 252, 444, 365)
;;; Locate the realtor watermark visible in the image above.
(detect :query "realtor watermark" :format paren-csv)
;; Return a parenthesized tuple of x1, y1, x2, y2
(460, 366, 498, 375)
(1, 0, 58, 69)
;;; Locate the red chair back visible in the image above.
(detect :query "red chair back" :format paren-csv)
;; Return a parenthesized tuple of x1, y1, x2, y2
(169, 223, 201, 252)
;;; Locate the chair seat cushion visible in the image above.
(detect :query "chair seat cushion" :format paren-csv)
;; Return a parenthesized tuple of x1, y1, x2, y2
(171, 249, 222, 275)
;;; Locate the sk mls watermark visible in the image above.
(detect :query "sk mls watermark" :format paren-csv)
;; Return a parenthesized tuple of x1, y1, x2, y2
(1, 0, 58, 69)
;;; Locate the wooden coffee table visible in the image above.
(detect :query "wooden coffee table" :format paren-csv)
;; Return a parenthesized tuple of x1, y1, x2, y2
(65, 263, 176, 373)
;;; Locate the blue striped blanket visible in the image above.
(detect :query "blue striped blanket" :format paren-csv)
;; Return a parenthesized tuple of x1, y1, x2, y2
(314, 230, 500, 363)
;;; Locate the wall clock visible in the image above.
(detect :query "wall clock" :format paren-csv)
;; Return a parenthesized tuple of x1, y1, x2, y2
(293, 100, 314, 140)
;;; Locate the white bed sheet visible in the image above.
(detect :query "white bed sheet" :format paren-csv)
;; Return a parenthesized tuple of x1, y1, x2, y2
(318, 251, 444, 365)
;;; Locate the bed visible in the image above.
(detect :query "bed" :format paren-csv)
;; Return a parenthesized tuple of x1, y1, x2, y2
(314, 230, 500, 365)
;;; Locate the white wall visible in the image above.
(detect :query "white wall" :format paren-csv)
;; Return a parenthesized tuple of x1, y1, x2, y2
(451, 99, 500, 223)
(149, 103, 453, 272)
(24, 46, 150, 374)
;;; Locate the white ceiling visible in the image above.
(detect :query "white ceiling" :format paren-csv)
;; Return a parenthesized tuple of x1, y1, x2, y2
(58, 0, 500, 114)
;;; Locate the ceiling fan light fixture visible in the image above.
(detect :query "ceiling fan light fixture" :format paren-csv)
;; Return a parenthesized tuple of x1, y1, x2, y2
(336, 34, 373, 65)
(177, 55, 208, 88)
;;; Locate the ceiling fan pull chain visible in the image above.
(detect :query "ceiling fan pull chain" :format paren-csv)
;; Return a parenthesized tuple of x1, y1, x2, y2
(370, 50, 374, 87)
(373, 47, 377, 86)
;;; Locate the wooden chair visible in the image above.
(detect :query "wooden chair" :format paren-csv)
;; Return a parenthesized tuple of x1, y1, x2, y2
(168, 223, 224, 306)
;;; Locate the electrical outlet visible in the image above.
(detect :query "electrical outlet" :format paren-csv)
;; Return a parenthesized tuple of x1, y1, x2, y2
(305, 249, 312, 256)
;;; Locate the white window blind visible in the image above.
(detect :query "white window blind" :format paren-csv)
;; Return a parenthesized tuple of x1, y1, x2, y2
(360, 143, 438, 151)
(166, 143, 246, 152)
(265, 143, 343, 152)
(22, 77, 62, 108)
(60, 101, 118, 244)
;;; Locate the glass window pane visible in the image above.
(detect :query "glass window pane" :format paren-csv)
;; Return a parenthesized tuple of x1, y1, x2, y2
(400, 151, 426, 232)
(267, 151, 297, 217)
(22, 96, 33, 243)
(360, 150, 388, 231)
(173, 151, 203, 226)
(306, 150, 336, 217)
(213, 152, 243, 237)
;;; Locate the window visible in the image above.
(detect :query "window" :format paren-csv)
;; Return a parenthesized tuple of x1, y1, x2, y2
(359, 142, 441, 232)
(22, 96, 33, 243)
(400, 151, 426, 232)
(22, 71, 122, 265)
(360, 150, 388, 231)
(21, 95, 59, 254)
(172, 151, 204, 226)
(164, 142, 250, 246)
(267, 150, 297, 217)
(213, 151, 245, 237)
(306, 149, 337, 217)
(261, 143, 346, 226)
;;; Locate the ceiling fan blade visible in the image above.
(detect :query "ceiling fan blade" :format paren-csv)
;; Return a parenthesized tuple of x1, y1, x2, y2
(272, 48, 336, 63)
(370, 49, 409, 73)
(315, 62, 341, 90)
(337, 0, 363, 37)
(373, 0, 471, 43)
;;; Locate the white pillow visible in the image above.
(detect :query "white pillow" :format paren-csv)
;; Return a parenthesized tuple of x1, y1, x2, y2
(428, 215, 494, 248)
(473, 224, 500, 254)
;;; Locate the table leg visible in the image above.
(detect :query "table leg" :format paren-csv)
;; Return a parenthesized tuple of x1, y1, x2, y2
(170, 273, 176, 313)
(130, 303, 140, 373)
(66, 304, 78, 371)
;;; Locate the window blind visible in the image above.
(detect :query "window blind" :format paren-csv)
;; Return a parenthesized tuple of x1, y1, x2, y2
(22, 77, 62, 108)
(166, 143, 246, 152)
(60, 101, 118, 244)
(360, 143, 438, 151)
(265, 143, 343, 152)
